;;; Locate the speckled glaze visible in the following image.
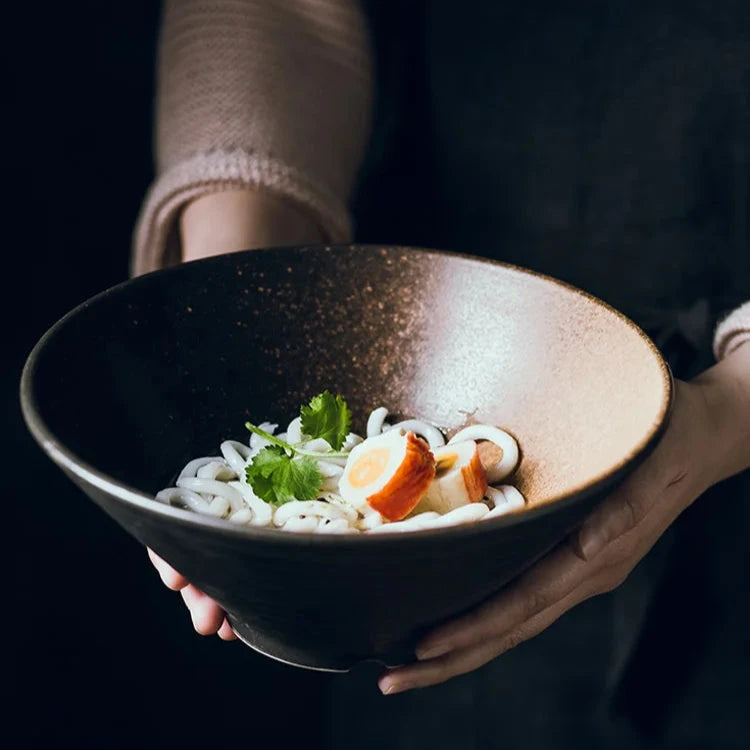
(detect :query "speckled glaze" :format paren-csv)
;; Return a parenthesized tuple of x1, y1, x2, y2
(21, 245, 672, 670)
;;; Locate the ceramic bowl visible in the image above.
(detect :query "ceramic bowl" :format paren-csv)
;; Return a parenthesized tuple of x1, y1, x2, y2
(21, 245, 671, 670)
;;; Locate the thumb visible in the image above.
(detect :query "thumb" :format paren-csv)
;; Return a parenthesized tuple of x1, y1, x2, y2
(573, 482, 656, 561)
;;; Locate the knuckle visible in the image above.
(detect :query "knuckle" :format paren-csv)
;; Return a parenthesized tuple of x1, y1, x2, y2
(503, 629, 527, 652)
(621, 492, 647, 529)
(193, 609, 218, 635)
(465, 600, 501, 641)
(162, 572, 185, 591)
(180, 585, 200, 608)
(610, 568, 631, 590)
(522, 589, 548, 619)
(604, 534, 639, 570)
(598, 565, 630, 594)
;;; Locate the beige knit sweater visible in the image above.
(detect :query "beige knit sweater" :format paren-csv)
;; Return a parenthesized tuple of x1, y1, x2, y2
(132, 0, 750, 361)
(132, 0, 371, 273)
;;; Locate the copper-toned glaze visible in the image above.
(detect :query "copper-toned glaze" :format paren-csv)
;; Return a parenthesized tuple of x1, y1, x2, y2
(20, 245, 672, 670)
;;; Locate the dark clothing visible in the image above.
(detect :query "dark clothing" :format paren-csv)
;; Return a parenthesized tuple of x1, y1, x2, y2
(338, 1, 750, 747)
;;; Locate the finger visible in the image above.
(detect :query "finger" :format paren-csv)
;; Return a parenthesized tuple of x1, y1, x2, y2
(576, 456, 694, 561)
(575, 384, 699, 561)
(218, 618, 237, 641)
(180, 585, 226, 635)
(147, 548, 189, 591)
(416, 539, 588, 660)
(417, 493, 666, 662)
(575, 481, 658, 561)
(384, 569, 604, 693)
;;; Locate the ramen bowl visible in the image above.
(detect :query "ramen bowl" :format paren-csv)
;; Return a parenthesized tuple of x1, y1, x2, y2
(20, 245, 672, 671)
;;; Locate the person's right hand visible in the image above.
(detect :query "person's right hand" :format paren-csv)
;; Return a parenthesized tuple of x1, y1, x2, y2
(148, 187, 324, 638)
(148, 548, 237, 639)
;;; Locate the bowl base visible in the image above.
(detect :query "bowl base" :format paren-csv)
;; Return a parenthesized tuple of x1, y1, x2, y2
(228, 616, 406, 673)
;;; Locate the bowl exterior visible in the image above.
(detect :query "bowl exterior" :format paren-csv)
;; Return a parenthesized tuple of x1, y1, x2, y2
(69, 468, 604, 670)
(21, 245, 671, 670)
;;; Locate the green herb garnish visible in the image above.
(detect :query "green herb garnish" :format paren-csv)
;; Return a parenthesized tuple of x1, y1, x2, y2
(300, 390, 352, 451)
(243, 391, 352, 505)
(244, 446, 322, 506)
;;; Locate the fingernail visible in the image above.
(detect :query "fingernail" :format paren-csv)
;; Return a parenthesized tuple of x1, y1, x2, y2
(379, 678, 406, 695)
(415, 642, 451, 661)
(579, 532, 603, 561)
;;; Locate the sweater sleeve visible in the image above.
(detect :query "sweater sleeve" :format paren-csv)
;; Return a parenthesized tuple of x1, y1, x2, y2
(713, 301, 750, 360)
(132, 0, 372, 276)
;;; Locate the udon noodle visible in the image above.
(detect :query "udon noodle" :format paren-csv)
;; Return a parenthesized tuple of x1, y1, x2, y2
(155, 407, 525, 534)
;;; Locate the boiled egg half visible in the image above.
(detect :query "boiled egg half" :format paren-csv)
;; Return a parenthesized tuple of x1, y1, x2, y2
(339, 430, 435, 521)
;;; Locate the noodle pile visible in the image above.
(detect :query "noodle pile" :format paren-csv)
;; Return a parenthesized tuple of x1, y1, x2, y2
(155, 408, 525, 534)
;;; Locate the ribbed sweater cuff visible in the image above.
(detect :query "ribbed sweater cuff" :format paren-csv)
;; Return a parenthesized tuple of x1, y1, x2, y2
(131, 148, 352, 276)
(713, 301, 750, 360)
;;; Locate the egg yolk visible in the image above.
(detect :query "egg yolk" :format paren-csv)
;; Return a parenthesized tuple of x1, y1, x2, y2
(348, 447, 391, 488)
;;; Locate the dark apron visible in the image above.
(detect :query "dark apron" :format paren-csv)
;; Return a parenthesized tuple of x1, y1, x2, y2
(325, 2, 750, 747)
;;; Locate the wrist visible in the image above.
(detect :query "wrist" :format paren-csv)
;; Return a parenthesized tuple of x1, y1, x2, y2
(180, 188, 326, 263)
(691, 341, 750, 485)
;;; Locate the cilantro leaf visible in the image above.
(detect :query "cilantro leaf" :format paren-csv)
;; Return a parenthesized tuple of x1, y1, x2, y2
(299, 391, 352, 450)
(245, 445, 322, 506)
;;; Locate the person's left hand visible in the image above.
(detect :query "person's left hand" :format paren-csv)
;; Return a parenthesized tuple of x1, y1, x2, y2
(378, 377, 725, 695)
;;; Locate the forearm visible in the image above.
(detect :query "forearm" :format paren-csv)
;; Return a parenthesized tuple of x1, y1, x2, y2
(132, 0, 372, 275)
(180, 189, 324, 262)
(694, 340, 750, 486)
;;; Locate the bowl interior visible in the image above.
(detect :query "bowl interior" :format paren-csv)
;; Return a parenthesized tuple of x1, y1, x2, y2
(26, 245, 670, 510)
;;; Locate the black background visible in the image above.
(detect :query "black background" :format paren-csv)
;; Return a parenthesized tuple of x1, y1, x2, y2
(6, 2, 750, 748)
(6, 3, 335, 747)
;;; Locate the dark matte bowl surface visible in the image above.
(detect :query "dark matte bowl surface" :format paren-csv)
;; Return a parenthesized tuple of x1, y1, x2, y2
(21, 245, 672, 670)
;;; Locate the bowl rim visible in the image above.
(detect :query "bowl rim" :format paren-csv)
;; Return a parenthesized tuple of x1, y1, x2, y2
(19, 243, 674, 547)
